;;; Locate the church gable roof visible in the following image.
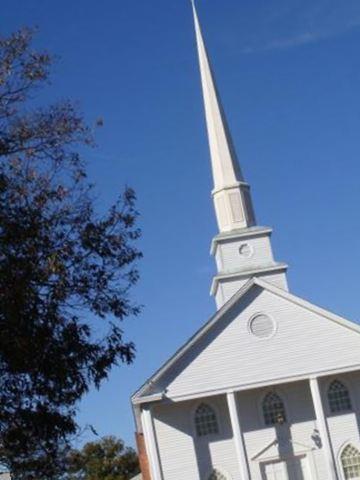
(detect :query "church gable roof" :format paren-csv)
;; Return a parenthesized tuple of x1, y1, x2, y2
(132, 279, 360, 404)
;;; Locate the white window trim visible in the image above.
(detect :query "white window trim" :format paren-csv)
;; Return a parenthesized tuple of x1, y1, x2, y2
(326, 378, 353, 415)
(259, 389, 289, 428)
(337, 441, 360, 480)
(247, 312, 277, 341)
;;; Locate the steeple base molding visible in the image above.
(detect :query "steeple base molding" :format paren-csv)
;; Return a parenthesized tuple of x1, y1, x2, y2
(213, 182, 256, 232)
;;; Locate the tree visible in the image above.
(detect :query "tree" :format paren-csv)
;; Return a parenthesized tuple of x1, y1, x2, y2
(0, 28, 142, 479)
(66, 436, 139, 480)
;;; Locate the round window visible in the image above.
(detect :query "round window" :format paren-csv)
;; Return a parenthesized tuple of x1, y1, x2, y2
(239, 243, 253, 258)
(249, 314, 275, 339)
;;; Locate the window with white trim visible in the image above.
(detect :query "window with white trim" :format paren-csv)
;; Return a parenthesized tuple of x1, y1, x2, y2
(208, 469, 227, 480)
(328, 380, 352, 413)
(194, 403, 219, 437)
(341, 444, 360, 479)
(262, 392, 287, 426)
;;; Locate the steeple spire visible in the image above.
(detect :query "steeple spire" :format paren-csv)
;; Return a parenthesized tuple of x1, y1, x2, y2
(191, 2, 288, 309)
(191, 1, 256, 232)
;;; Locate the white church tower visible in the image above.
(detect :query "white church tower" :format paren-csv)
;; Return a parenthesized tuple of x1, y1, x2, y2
(191, 1, 288, 308)
(132, 4, 360, 480)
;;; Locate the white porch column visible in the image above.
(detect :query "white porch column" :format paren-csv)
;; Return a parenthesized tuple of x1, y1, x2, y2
(227, 391, 250, 480)
(309, 377, 338, 480)
(141, 406, 163, 480)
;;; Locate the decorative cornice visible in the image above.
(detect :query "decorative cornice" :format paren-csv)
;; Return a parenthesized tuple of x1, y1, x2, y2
(210, 263, 288, 296)
(210, 226, 273, 255)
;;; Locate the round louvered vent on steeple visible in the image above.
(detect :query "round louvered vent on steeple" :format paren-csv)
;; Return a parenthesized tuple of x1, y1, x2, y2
(249, 314, 275, 339)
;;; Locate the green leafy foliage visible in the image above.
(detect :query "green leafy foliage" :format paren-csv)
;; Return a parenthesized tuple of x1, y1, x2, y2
(66, 437, 139, 480)
(0, 28, 142, 479)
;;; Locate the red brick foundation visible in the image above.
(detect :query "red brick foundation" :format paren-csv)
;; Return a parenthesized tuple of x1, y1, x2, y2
(136, 432, 151, 480)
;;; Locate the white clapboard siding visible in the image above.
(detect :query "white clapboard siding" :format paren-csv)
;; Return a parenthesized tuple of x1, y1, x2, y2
(153, 396, 239, 480)
(157, 287, 360, 399)
(323, 371, 360, 474)
(153, 378, 360, 480)
(215, 234, 275, 274)
(153, 401, 198, 480)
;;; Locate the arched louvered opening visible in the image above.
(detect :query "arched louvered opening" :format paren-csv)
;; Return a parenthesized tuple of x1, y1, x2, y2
(262, 391, 287, 426)
(208, 469, 227, 480)
(194, 403, 219, 437)
(341, 444, 360, 479)
(328, 380, 352, 413)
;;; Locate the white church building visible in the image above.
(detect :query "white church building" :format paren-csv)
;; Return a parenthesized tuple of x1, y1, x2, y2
(131, 3, 360, 480)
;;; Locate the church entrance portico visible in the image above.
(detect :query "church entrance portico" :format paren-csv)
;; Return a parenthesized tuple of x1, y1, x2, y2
(232, 371, 360, 480)
(138, 351, 360, 480)
(233, 375, 346, 480)
(139, 370, 360, 480)
(230, 381, 318, 480)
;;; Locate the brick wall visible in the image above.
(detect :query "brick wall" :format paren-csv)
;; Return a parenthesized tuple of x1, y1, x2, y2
(136, 432, 151, 480)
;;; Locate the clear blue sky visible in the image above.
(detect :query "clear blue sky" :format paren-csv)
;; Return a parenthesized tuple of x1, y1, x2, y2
(2, 0, 360, 448)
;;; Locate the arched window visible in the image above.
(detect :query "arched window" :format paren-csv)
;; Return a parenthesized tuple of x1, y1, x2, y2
(262, 392, 287, 426)
(208, 469, 227, 480)
(328, 380, 352, 413)
(194, 403, 219, 437)
(341, 444, 360, 479)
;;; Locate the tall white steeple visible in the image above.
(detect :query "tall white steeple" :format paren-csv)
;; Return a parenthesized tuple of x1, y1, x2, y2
(191, 2, 288, 308)
(191, 0, 255, 232)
